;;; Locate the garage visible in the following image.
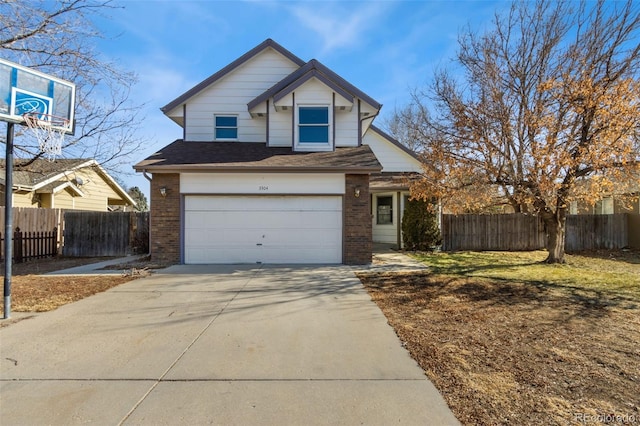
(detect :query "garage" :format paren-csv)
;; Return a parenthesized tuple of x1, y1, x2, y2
(184, 195, 343, 264)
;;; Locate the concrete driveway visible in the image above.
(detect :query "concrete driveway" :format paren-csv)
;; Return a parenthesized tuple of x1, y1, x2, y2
(0, 264, 458, 425)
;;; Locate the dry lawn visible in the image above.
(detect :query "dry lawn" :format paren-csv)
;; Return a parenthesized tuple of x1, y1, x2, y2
(1, 257, 141, 320)
(358, 250, 640, 426)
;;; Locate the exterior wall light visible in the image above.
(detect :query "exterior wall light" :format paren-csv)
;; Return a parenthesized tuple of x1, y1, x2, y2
(159, 186, 167, 198)
(354, 188, 361, 198)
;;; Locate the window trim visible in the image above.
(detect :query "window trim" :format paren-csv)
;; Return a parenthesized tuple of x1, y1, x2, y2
(376, 195, 394, 225)
(214, 114, 238, 140)
(295, 104, 332, 150)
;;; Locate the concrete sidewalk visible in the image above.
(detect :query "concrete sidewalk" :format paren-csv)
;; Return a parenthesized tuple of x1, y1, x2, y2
(357, 244, 430, 273)
(0, 264, 458, 425)
(45, 254, 148, 275)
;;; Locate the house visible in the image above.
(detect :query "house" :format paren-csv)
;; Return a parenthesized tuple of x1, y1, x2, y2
(0, 158, 136, 211)
(134, 39, 422, 265)
(569, 173, 640, 215)
(570, 196, 639, 215)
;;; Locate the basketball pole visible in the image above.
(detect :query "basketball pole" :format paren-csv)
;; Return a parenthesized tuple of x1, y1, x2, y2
(3, 122, 14, 319)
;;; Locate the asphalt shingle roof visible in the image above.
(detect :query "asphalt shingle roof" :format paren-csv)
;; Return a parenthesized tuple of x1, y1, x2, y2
(0, 159, 88, 187)
(134, 140, 382, 173)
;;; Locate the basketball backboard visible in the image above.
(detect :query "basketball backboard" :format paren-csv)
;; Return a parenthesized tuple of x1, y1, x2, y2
(0, 57, 75, 134)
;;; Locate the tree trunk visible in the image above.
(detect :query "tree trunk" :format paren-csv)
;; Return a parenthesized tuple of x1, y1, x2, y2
(542, 209, 567, 264)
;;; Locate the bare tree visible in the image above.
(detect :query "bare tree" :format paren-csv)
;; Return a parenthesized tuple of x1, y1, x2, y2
(0, 0, 146, 173)
(392, 0, 640, 263)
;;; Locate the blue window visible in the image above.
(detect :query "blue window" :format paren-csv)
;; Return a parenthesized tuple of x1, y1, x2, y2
(298, 107, 329, 143)
(215, 115, 237, 139)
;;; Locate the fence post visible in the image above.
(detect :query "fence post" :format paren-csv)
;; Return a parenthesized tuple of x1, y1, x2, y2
(52, 227, 58, 257)
(13, 227, 22, 264)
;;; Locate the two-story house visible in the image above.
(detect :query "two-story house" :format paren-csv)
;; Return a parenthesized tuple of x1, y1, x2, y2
(135, 39, 422, 265)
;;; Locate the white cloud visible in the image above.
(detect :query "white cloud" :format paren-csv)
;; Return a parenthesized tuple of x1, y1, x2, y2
(288, 1, 390, 56)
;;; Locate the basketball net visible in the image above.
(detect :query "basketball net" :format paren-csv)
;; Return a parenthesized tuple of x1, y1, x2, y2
(23, 113, 68, 161)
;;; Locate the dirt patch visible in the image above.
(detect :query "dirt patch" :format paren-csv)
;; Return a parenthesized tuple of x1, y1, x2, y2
(359, 271, 640, 425)
(1, 274, 137, 323)
(8, 275, 136, 312)
(1, 256, 143, 322)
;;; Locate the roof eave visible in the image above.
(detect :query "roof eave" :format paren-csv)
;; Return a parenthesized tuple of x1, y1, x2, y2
(272, 70, 354, 106)
(162, 39, 306, 114)
(248, 59, 381, 113)
(22, 158, 95, 190)
(134, 165, 382, 174)
(368, 124, 422, 161)
(91, 163, 137, 207)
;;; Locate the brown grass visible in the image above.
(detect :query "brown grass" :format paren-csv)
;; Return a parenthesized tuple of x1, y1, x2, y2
(7, 274, 136, 314)
(1, 257, 140, 321)
(358, 251, 640, 425)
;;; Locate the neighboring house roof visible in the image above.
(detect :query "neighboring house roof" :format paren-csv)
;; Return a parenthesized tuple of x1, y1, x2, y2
(161, 39, 306, 114)
(370, 172, 421, 191)
(248, 59, 381, 112)
(35, 180, 85, 197)
(0, 159, 87, 188)
(571, 167, 640, 197)
(134, 140, 382, 173)
(0, 158, 136, 206)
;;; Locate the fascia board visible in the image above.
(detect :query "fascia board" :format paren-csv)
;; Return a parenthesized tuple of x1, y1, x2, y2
(368, 124, 422, 162)
(37, 181, 85, 197)
(162, 39, 305, 114)
(29, 159, 94, 191)
(272, 70, 354, 105)
(92, 163, 138, 207)
(135, 165, 382, 174)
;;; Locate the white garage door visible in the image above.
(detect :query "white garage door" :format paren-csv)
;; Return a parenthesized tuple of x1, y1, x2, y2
(184, 196, 342, 264)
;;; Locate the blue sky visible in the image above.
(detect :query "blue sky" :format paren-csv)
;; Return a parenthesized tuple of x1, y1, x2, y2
(94, 0, 508, 195)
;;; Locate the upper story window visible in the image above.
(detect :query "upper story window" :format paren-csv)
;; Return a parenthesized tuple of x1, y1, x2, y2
(298, 106, 329, 144)
(215, 115, 238, 140)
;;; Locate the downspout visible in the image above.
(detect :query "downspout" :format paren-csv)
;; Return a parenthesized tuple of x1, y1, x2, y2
(359, 105, 380, 142)
(332, 92, 336, 151)
(397, 191, 402, 250)
(359, 104, 381, 252)
(266, 99, 270, 146)
(182, 104, 187, 141)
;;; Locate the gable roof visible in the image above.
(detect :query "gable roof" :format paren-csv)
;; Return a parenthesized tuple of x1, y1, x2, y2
(248, 59, 381, 112)
(0, 158, 89, 188)
(134, 140, 382, 173)
(0, 158, 136, 206)
(368, 125, 422, 161)
(161, 39, 306, 114)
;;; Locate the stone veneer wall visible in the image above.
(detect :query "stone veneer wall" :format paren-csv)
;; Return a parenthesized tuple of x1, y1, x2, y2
(344, 174, 372, 264)
(150, 173, 180, 264)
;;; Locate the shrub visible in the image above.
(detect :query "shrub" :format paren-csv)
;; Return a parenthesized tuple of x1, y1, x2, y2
(402, 199, 441, 250)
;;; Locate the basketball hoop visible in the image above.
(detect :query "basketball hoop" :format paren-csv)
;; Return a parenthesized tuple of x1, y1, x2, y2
(23, 113, 70, 161)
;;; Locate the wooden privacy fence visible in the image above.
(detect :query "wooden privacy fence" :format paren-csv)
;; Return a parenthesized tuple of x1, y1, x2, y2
(0, 227, 58, 263)
(442, 214, 545, 251)
(0, 207, 149, 259)
(0, 207, 64, 233)
(63, 211, 149, 257)
(565, 214, 629, 251)
(441, 213, 637, 252)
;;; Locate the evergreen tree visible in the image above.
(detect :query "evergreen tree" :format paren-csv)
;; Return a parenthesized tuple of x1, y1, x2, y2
(402, 199, 440, 251)
(127, 186, 148, 212)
